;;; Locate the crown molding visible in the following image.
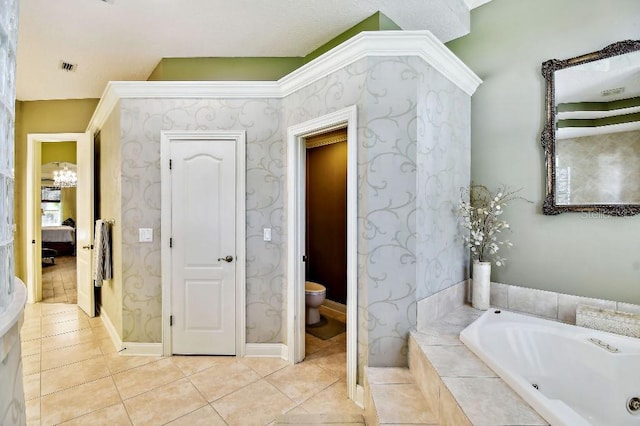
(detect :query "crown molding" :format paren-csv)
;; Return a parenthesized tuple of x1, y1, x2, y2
(279, 31, 481, 98)
(86, 81, 280, 133)
(464, 0, 492, 10)
(86, 31, 481, 133)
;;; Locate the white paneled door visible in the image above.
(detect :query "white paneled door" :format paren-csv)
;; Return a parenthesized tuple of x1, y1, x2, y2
(76, 132, 95, 317)
(170, 139, 236, 355)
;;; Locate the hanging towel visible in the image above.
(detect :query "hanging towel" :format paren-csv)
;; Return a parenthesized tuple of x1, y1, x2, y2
(93, 220, 112, 287)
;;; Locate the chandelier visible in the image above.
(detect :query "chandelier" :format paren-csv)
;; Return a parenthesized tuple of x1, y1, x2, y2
(53, 163, 77, 188)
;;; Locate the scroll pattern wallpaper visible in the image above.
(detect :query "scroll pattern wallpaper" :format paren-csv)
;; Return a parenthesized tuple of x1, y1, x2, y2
(556, 130, 640, 204)
(119, 98, 284, 343)
(114, 55, 470, 369)
(284, 56, 469, 366)
(415, 59, 470, 300)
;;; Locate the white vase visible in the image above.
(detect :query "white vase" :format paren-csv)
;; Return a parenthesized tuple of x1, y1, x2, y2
(472, 261, 491, 310)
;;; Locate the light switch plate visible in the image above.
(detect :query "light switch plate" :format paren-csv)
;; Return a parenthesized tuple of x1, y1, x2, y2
(263, 228, 272, 242)
(139, 228, 153, 242)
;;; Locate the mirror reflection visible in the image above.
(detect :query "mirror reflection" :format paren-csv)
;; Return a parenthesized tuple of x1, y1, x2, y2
(542, 40, 640, 215)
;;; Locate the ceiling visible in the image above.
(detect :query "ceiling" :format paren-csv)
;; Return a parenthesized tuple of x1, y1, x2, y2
(41, 161, 76, 181)
(15, 0, 488, 101)
(555, 49, 640, 139)
(556, 50, 640, 104)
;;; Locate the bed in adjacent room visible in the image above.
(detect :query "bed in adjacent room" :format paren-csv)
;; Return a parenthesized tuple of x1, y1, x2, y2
(42, 225, 76, 256)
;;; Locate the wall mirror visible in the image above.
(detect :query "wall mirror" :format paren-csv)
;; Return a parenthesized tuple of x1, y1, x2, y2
(541, 40, 640, 216)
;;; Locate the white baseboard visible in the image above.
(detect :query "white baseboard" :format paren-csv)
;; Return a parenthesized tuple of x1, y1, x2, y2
(355, 384, 365, 408)
(245, 343, 288, 359)
(119, 342, 163, 357)
(100, 308, 123, 351)
(100, 309, 162, 356)
(322, 298, 347, 314)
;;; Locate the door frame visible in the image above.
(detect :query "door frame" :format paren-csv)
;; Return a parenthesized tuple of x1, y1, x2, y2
(160, 130, 246, 357)
(286, 105, 361, 403)
(26, 132, 89, 305)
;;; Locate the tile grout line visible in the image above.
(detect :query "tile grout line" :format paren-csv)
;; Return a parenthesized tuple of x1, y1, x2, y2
(184, 365, 262, 406)
(108, 374, 135, 425)
(25, 303, 358, 425)
(167, 375, 229, 426)
(34, 322, 113, 423)
(107, 355, 165, 376)
(39, 365, 113, 398)
(38, 311, 43, 426)
(40, 351, 104, 374)
(261, 361, 344, 408)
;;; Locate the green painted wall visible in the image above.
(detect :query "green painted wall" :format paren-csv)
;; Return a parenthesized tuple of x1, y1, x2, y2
(148, 12, 400, 81)
(41, 141, 76, 164)
(447, 0, 640, 304)
(148, 57, 304, 81)
(303, 11, 401, 63)
(558, 112, 640, 128)
(558, 97, 640, 112)
(14, 99, 99, 280)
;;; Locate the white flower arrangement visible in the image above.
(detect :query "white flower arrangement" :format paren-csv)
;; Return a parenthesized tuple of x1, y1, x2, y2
(459, 184, 521, 266)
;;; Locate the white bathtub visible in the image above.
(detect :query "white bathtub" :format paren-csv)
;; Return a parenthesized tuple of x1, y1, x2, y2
(460, 309, 640, 426)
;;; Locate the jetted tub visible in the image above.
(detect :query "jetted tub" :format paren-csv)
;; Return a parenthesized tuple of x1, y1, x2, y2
(460, 309, 640, 426)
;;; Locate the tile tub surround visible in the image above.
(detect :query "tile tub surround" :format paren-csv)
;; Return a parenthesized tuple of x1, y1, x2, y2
(409, 305, 547, 425)
(416, 279, 468, 330)
(412, 280, 640, 423)
(488, 281, 640, 325)
(576, 304, 640, 338)
(364, 367, 438, 425)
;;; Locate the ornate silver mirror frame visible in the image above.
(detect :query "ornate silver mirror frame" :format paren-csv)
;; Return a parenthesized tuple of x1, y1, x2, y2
(541, 40, 640, 216)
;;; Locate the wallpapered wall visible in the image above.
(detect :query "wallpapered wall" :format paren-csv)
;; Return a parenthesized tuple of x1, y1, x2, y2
(416, 60, 470, 301)
(118, 97, 284, 343)
(556, 130, 640, 204)
(99, 105, 123, 337)
(110, 55, 470, 367)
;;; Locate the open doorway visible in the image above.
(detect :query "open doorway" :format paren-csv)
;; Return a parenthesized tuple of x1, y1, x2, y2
(304, 129, 347, 355)
(36, 141, 77, 303)
(41, 152, 78, 304)
(286, 106, 361, 404)
(26, 132, 95, 317)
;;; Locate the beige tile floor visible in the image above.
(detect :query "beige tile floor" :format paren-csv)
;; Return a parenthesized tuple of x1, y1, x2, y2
(21, 302, 361, 425)
(41, 256, 77, 304)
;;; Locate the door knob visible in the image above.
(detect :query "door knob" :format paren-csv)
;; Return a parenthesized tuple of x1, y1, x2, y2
(217, 255, 233, 263)
(82, 245, 92, 250)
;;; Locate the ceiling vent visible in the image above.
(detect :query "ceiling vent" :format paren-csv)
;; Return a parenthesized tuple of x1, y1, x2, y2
(601, 87, 625, 97)
(60, 61, 77, 72)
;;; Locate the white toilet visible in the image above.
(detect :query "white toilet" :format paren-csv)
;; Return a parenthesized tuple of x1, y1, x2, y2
(305, 281, 326, 325)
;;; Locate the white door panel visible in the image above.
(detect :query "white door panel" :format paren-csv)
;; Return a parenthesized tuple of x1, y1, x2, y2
(76, 132, 94, 317)
(26, 140, 42, 303)
(171, 139, 236, 355)
(184, 280, 222, 329)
